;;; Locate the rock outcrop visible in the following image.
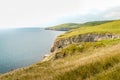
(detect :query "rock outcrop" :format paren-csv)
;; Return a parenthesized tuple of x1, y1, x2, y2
(51, 33, 120, 52)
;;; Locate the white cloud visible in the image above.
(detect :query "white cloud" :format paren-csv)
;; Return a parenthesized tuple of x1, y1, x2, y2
(0, 0, 120, 29)
(103, 7, 120, 20)
(104, 12, 120, 18)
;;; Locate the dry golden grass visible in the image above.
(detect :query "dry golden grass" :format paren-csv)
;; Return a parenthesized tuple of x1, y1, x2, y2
(1, 20, 120, 80)
(0, 42, 120, 80)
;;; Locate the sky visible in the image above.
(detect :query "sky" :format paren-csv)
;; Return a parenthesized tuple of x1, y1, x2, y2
(0, 0, 120, 29)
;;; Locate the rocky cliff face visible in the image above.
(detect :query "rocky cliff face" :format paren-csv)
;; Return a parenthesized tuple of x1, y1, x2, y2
(51, 33, 120, 52)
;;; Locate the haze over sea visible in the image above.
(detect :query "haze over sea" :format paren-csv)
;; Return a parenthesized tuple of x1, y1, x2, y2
(0, 28, 64, 73)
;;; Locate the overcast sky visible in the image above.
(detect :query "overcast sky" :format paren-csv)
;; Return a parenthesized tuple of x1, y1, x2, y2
(0, 0, 120, 29)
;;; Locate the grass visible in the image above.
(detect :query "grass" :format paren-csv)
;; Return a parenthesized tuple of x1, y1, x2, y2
(87, 63, 120, 80)
(0, 20, 120, 80)
(56, 53, 120, 80)
(0, 39, 120, 80)
(46, 23, 79, 31)
(46, 20, 113, 31)
(54, 39, 120, 58)
(58, 20, 120, 39)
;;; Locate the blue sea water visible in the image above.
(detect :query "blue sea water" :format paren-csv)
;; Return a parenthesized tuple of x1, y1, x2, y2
(0, 28, 64, 73)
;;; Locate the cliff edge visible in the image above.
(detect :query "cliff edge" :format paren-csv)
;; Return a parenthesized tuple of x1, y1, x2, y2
(1, 20, 120, 80)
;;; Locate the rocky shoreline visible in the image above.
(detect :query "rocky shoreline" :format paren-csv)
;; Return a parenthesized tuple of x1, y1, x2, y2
(43, 33, 120, 61)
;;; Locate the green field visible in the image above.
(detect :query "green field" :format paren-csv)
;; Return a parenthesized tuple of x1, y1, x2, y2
(46, 20, 113, 31)
(58, 20, 120, 39)
(0, 20, 120, 80)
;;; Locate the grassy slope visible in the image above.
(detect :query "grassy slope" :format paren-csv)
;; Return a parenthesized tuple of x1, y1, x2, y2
(58, 20, 120, 39)
(0, 39, 120, 80)
(46, 20, 113, 31)
(46, 23, 78, 31)
(0, 20, 120, 80)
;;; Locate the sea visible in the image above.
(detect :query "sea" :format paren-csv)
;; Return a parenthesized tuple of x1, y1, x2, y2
(0, 28, 64, 73)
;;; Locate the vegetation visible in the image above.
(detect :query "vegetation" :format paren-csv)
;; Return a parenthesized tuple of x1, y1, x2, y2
(58, 20, 120, 39)
(45, 20, 113, 31)
(0, 20, 120, 80)
(46, 23, 78, 31)
(0, 39, 120, 80)
(55, 39, 120, 58)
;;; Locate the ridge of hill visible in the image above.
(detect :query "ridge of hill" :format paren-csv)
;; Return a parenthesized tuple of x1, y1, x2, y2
(0, 20, 120, 80)
(45, 20, 114, 31)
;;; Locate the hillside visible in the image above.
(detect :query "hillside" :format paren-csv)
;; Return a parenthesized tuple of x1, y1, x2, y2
(45, 20, 113, 31)
(57, 20, 120, 39)
(0, 20, 120, 80)
(45, 23, 78, 31)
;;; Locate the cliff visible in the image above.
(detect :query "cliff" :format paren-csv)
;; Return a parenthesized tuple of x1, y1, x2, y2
(45, 23, 79, 31)
(45, 20, 113, 31)
(0, 20, 120, 80)
(43, 20, 120, 61)
(51, 33, 120, 52)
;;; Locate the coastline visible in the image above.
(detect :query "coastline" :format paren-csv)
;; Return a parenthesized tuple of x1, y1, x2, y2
(0, 29, 65, 73)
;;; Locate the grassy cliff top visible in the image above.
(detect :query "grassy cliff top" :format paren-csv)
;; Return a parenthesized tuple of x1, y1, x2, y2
(58, 20, 120, 39)
(46, 20, 113, 31)
(0, 20, 120, 80)
(0, 39, 120, 80)
(46, 23, 78, 31)
(45, 23, 78, 31)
